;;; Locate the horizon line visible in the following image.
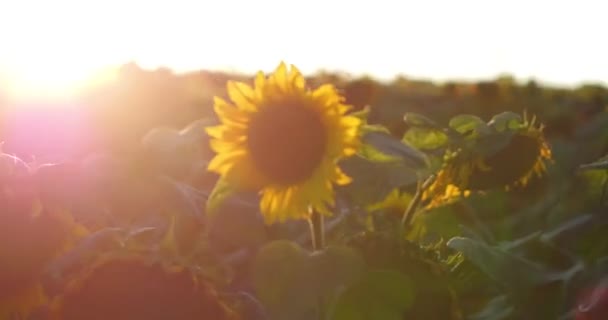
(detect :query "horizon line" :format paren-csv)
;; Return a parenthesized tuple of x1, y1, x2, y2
(125, 61, 608, 90)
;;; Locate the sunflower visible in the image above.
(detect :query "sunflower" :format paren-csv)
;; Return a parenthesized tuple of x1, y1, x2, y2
(206, 62, 361, 224)
(423, 117, 552, 207)
(49, 254, 239, 320)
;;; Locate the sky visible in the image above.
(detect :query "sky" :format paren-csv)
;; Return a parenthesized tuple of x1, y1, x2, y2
(0, 0, 606, 97)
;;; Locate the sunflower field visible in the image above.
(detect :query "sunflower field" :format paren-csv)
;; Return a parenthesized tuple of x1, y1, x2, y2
(1, 62, 608, 320)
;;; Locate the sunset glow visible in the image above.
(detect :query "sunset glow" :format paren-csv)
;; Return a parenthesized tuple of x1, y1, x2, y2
(2, 62, 118, 102)
(0, 0, 606, 103)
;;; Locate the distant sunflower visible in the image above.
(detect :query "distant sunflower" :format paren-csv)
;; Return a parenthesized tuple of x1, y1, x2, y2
(423, 117, 552, 207)
(49, 255, 239, 320)
(207, 62, 361, 224)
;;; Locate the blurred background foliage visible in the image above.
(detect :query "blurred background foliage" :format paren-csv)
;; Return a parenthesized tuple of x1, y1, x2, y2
(2, 62, 607, 161)
(1, 63, 608, 319)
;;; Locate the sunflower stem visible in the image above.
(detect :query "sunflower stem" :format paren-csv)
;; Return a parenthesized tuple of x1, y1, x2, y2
(401, 174, 436, 229)
(309, 210, 325, 251)
(308, 210, 327, 319)
(600, 174, 608, 207)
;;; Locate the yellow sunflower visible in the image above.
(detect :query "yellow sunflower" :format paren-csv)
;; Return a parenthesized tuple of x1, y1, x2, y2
(206, 62, 361, 224)
(423, 118, 552, 207)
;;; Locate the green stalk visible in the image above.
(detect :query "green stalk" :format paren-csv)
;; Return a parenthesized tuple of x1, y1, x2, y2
(309, 209, 325, 251)
(401, 174, 436, 229)
(308, 209, 326, 320)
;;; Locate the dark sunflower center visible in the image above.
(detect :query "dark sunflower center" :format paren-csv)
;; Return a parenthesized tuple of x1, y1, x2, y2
(247, 101, 327, 185)
(468, 134, 542, 190)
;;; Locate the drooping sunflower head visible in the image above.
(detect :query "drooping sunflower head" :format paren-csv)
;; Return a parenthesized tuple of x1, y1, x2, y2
(423, 115, 552, 207)
(207, 62, 361, 224)
(49, 254, 240, 320)
(468, 122, 551, 190)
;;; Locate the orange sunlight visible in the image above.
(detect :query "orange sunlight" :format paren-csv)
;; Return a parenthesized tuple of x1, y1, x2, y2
(0, 0, 605, 105)
(2, 60, 118, 103)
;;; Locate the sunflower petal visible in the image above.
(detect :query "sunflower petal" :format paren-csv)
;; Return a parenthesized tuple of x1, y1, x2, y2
(224, 153, 269, 191)
(254, 71, 267, 100)
(206, 125, 246, 142)
(213, 97, 248, 125)
(289, 64, 306, 90)
(273, 62, 289, 92)
(208, 149, 246, 174)
(260, 189, 282, 224)
(312, 84, 343, 105)
(227, 81, 258, 111)
(209, 138, 243, 153)
(333, 166, 353, 185)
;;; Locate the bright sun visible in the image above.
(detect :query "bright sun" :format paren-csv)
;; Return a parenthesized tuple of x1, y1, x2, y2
(2, 60, 117, 102)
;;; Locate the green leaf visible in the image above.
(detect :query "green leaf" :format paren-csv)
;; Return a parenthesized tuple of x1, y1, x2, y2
(488, 112, 523, 132)
(141, 121, 212, 178)
(446, 237, 549, 291)
(253, 240, 317, 320)
(207, 192, 268, 251)
(468, 295, 514, 320)
(350, 106, 372, 122)
(403, 112, 441, 128)
(338, 156, 421, 207)
(358, 143, 402, 163)
(580, 154, 608, 170)
(402, 127, 449, 150)
(360, 123, 391, 135)
(539, 214, 594, 244)
(253, 243, 369, 320)
(205, 175, 239, 219)
(205, 179, 265, 251)
(308, 246, 366, 296)
(361, 131, 428, 169)
(47, 228, 125, 280)
(407, 205, 462, 242)
(331, 270, 415, 320)
(449, 114, 491, 137)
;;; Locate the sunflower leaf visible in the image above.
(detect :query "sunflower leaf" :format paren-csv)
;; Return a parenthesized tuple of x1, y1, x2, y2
(488, 112, 524, 132)
(46, 228, 126, 281)
(205, 175, 239, 219)
(539, 214, 595, 244)
(253, 240, 318, 320)
(338, 156, 420, 207)
(468, 295, 515, 320)
(361, 131, 428, 168)
(207, 192, 268, 252)
(330, 270, 416, 320)
(403, 112, 441, 128)
(308, 245, 366, 296)
(580, 155, 608, 171)
(350, 106, 372, 122)
(446, 237, 549, 292)
(402, 127, 449, 151)
(449, 114, 491, 138)
(360, 124, 391, 135)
